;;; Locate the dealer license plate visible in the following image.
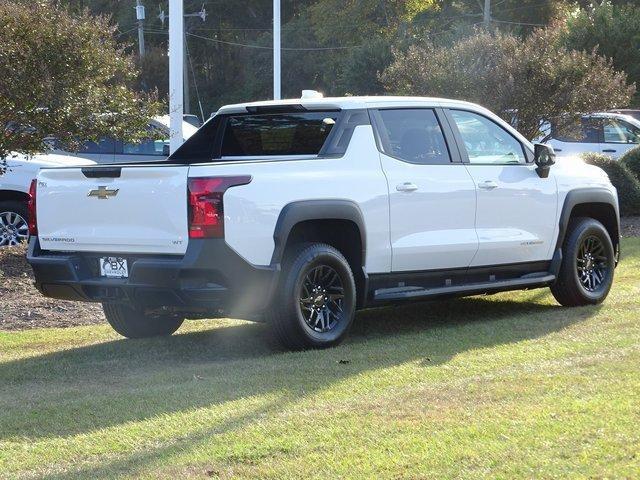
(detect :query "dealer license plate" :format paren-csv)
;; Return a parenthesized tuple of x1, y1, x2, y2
(99, 257, 129, 278)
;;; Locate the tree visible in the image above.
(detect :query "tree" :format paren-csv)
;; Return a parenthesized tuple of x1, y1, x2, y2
(0, 1, 161, 170)
(381, 28, 635, 139)
(562, 1, 640, 105)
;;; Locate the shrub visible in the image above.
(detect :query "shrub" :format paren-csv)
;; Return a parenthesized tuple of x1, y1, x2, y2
(0, 1, 161, 168)
(583, 153, 640, 216)
(619, 146, 640, 183)
(381, 29, 634, 140)
(562, 2, 640, 105)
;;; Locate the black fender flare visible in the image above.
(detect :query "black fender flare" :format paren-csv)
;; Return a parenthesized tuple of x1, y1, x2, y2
(556, 188, 620, 249)
(551, 187, 620, 275)
(270, 199, 367, 267)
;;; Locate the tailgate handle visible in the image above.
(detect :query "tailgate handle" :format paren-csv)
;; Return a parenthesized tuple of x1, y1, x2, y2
(82, 167, 122, 178)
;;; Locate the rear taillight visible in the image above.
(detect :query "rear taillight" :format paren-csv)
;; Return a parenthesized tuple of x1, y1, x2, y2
(188, 176, 251, 239)
(27, 179, 37, 236)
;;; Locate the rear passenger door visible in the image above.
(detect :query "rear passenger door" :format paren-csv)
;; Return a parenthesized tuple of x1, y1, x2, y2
(372, 108, 478, 272)
(446, 109, 557, 267)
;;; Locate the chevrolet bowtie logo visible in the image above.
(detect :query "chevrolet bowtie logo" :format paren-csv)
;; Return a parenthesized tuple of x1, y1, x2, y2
(88, 186, 119, 199)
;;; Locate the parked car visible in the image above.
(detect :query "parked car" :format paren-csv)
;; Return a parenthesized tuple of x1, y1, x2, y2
(609, 109, 640, 122)
(183, 114, 203, 128)
(540, 112, 640, 159)
(0, 153, 95, 247)
(50, 116, 198, 164)
(27, 96, 620, 350)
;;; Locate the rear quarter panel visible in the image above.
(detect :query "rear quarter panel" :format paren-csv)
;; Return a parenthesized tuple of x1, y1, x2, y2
(188, 125, 392, 273)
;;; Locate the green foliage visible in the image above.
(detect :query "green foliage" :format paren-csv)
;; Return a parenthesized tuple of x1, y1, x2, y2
(53, 0, 638, 123)
(337, 37, 394, 95)
(0, 0, 161, 165)
(381, 28, 635, 139)
(562, 1, 640, 105)
(619, 146, 640, 183)
(583, 153, 640, 216)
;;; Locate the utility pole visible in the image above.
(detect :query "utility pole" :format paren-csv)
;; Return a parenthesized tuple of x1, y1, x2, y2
(183, 6, 206, 116)
(273, 0, 281, 100)
(166, 2, 206, 151)
(135, 0, 145, 58)
(483, 0, 491, 27)
(168, 0, 184, 154)
(183, 31, 190, 114)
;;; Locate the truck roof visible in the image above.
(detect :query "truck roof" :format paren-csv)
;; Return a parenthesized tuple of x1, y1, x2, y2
(216, 96, 487, 115)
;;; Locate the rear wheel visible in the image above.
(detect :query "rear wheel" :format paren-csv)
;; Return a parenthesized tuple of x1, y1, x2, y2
(266, 243, 356, 350)
(551, 217, 615, 307)
(102, 302, 184, 339)
(0, 201, 29, 247)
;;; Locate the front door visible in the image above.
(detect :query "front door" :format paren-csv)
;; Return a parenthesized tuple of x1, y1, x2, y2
(447, 109, 558, 267)
(547, 116, 602, 158)
(373, 108, 478, 272)
(600, 117, 640, 159)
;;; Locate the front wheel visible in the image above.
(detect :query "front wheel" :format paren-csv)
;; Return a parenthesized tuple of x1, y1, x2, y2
(102, 303, 184, 339)
(266, 243, 356, 350)
(551, 217, 615, 307)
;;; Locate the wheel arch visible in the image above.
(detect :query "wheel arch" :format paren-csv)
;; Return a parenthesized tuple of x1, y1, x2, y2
(271, 200, 368, 307)
(0, 190, 30, 203)
(555, 188, 620, 262)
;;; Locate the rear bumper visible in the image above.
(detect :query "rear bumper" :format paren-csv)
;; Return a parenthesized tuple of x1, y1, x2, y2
(27, 238, 280, 317)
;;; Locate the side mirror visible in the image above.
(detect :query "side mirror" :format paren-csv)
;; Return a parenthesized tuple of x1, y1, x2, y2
(162, 144, 170, 157)
(534, 143, 556, 178)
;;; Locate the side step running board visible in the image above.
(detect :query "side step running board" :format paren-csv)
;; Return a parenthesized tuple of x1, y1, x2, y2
(373, 275, 556, 302)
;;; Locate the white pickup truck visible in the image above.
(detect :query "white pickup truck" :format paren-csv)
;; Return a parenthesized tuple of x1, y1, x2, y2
(1, 153, 95, 247)
(27, 96, 620, 350)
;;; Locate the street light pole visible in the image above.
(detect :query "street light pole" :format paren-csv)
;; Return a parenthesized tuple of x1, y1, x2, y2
(169, 0, 184, 154)
(483, 0, 491, 27)
(273, 0, 281, 100)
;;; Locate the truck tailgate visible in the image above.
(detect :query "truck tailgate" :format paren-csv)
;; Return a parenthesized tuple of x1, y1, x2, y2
(36, 166, 189, 255)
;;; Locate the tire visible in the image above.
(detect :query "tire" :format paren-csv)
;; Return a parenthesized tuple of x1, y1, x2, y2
(102, 302, 184, 339)
(0, 200, 29, 247)
(551, 217, 615, 307)
(265, 243, 357, 350)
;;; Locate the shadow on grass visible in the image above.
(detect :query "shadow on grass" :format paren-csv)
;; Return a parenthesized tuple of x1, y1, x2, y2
(0, 294, 602, 479)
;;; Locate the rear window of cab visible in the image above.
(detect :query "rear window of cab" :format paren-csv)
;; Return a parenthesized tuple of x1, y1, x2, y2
(169, 109, 369, 163)
(221, 112, 338, 157)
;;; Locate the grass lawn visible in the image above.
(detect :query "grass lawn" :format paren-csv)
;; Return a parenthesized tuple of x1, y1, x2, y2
(1, 239, 639, 479)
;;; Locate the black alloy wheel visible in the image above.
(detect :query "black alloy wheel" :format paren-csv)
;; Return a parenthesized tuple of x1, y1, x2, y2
(299, 264, 345, 333)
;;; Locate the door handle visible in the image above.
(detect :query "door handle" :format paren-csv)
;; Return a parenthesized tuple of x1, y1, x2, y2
(602, 149, 617, 153)
(396, 182, 418, 192)
(478, 180, 498, 190)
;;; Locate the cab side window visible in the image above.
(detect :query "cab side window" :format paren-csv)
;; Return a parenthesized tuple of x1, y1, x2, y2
(553, 117, 601, 143)
(78, 138, 115, 155)
(450, 110, 525, 165)
(603, 119, 640, 144)
(122, 139, 168, 156)
(375, 109, 451, 165)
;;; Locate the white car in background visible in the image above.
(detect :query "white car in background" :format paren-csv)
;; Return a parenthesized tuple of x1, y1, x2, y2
(540, 112, 640, 160)
(50, 116, 198, 164)
(0, 153, 95, 246)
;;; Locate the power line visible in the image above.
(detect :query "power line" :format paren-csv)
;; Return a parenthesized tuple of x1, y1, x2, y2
(494, 1, 550, 14)
(116, 26, 138, 37)
(186, 31, 362, 51)
(185, 34, 205, 121)
(491, 18, 545, 27)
